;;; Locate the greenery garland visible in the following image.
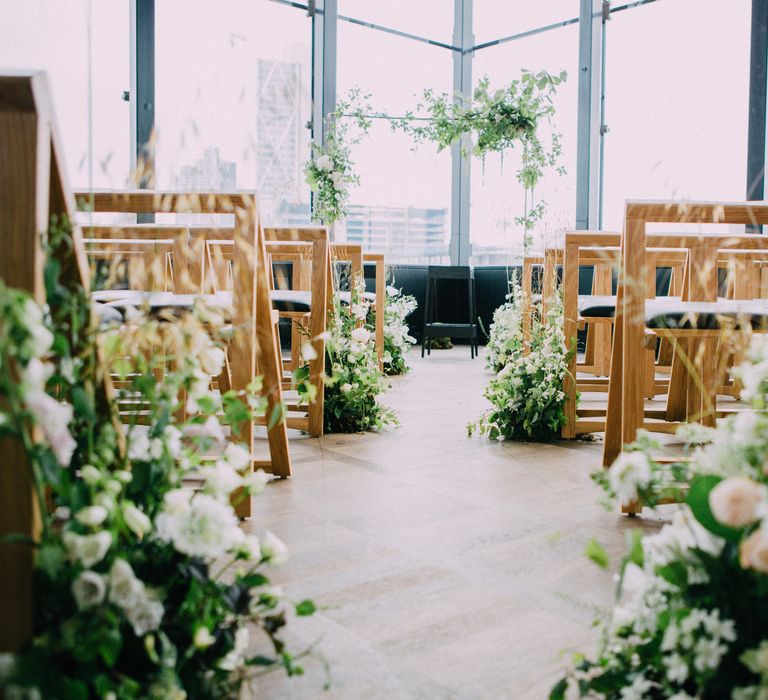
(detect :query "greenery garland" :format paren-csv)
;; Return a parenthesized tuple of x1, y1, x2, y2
(392, 70, 566, 247)
(380, 286, 417, 376)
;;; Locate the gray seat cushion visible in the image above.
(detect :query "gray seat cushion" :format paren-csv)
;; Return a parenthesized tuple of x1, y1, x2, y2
(270, 289, 312, 313)
(103, 290, 232, 313)
(646, 299, 768, 330)
(93, 302, 123, 326)
(578, 294, 617, 318)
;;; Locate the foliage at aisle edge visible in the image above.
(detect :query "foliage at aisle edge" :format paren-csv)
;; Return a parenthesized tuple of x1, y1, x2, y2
(553, 335, 768, 700)
(381, 285, 417, 376)
(470, 276, 573, 441)
(0, 222, 316, 700)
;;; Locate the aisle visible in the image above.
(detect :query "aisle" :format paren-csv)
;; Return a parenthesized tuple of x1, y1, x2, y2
(251, 347, 664, 699)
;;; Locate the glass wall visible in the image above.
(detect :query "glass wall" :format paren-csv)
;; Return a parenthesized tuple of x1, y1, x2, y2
(602, 0, 751, 231)
(0, 0, 130, 189)
(469, 20, 579, 265)
(337, 17, 452, 263)
(155, 0, 312, 225)
(473, 1, 577, 46)
(338, 0, 454, 45)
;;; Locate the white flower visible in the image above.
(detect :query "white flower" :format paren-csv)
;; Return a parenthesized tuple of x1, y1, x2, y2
(242, 469, 270, 495)
(21, 358, 53, 393)
(164, 426, 183, 459)
(198, 345, 226, 377)
(24, 391, 76, 466)
(608, 451, 652, 503)
(23, 299, 54, 356)
(71, 570, 106, 610)
(386, 285, 400, 297)
(693, 636, 728, 672)
(194, 627, 216, 649)
(122, 502, 152, 538)
(224, 442, 251, 471)
(740, 524, 768, 573)
(63, 531, 112, 568)
(79, 464, 101, 485)
(201, 460, 243, 496)
(74, 505, 109, 527)
(340, 383, 353, 393)
(108, 559, 144, 609)
(155, 492, 242, 559)
(709, 476, 766, 528)
(619, 673, 654, 700)
(261, 530, 289, 565)
(219, 627, 250, 671)
(184, 415, 226, 443)
(301, 341, 318, 361)
(663, 652, 688, 684)
(127, 428, 152, 462)
(0, 653, 15, 686)
(234, 534, 262, 561)
(315, 154, 333, 171)
(125, 594, 164, 637)
(350, 327, 371, 344)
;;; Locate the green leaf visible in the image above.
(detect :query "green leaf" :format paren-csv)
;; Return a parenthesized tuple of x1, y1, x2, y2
(687, 475, 744, 542)
(584, 537, 609, 569)
(549, 677, 568, 700)
(37, 542, 66, 579)
(295, 599, 316, 617)
(98, 627, 123, 667)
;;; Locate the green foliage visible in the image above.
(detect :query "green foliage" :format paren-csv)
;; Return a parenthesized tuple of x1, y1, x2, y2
(470, 278, 573, 441)
(305, 89, 373, 225)
(0, 221, 315, 699)
(393, 70, 567, 246)
(322, 277, 397, 433)
(380, 286, 417, 376)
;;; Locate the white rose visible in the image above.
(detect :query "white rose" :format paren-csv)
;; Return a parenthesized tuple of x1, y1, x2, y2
(63, 531, 112, 568)
(301, 341, 318, 361)
(193, 627, 216, 649)
(223, 443, 251, 471)
(201, 460, 243, 496)
(74, 505, 109, 527)
(740, 525, 768, 573)
(24, 391, 76, 466)
(330, 171, 344, 187)
(71, 570, 106, 610)
(351, 304, 368, 320)
(125, 595, 164, 637)
(108, 558, 145, 609)
(261, 530, 289, 565)
(340, 383, 353, 393)
(350, 327, 371, 344)
(710, 477, 766, 528)
(315, 154, 333, 171)
(242, 469, 270, 495)
(386, 285, 400, 297)
(122, 502, 152, 538)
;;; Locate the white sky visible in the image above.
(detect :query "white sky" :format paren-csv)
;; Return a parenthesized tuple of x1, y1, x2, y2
(0, 0, 755, 252)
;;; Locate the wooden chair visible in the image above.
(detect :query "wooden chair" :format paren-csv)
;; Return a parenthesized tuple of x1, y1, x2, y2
(603, 201, 768, 511)
(74, 191, 294, 512)
(0, 72, 118, 651)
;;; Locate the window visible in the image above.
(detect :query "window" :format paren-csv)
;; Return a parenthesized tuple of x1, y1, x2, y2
(338, 0, 454, 46)
(155, 0, 312, 225)
(473, 1, 578, 47)
(0, 0, 130, 189)
(601, 0, 751, 231)
(337, 19, 452, 263)
(469, 21, 579, 265)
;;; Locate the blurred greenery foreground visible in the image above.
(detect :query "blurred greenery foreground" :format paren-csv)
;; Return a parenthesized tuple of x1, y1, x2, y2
(0, 222, 317, 699)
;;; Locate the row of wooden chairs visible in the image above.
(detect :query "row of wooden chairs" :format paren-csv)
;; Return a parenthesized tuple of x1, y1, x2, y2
(521, 204, 768, 512)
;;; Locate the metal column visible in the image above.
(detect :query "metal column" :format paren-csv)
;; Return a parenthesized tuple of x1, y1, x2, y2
(131, 0, 154, 187)
(310, 0, 337, 149)
(747, 0, 768, 207)
(575, 0, 604, 229)
(450, 0, 473, 265)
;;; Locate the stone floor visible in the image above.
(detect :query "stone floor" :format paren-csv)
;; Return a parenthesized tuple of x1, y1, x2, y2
(247, 346, 669, 699)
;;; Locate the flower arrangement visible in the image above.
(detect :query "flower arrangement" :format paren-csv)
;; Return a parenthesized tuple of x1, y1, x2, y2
(469, 281, 573, 441)
(553, 334, 768, 699)
(0, 223, 315, 699)
(322, 277, 397, 433)
(381, 286, 417, 376)
(393, 70, 566, 246)
(484, 272, 526, 373)
(304, 89, 373, 226)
